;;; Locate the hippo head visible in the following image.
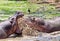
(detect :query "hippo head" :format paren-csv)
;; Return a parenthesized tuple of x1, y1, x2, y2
(24, 17, 46, 32)
(35, 18, 45, 25)
(27, 17, 45, 26)
(15, 11, 24, 19)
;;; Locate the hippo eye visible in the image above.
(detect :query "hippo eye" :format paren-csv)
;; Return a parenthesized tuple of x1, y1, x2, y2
(10, 21, 13, 24)
(11, 18, 14, 20)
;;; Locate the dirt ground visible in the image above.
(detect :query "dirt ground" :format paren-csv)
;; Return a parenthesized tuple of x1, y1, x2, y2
(0, 32, 60, 41)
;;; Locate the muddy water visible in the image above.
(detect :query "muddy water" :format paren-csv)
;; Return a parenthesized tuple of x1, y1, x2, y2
(0, 32, 60, 41)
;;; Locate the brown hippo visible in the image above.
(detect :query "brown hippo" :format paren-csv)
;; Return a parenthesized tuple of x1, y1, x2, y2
(17, 17, 40, 36)
(0, 11, 24, 39)
(23, 17, 60, 33)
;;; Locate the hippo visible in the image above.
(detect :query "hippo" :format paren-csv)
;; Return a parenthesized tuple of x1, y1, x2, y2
(23, 17, 60, 33)
(0, 11, 24, 39)
(9, 11, 24, 35)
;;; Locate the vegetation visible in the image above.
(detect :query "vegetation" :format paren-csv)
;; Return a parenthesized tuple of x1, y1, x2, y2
(0, 1, 60, 21)
(8, 0, 27, 1)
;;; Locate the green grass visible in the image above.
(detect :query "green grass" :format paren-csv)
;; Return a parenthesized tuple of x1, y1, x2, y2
(0, 1, 60, 21)
(0, 1, 40, 20)
(0, 1, 55, 14)
(0, 1, 40, 14)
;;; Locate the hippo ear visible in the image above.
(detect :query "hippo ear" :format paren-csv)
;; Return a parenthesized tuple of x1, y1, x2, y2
(32, 17, 35, 21)
(11, 18, 14, 20)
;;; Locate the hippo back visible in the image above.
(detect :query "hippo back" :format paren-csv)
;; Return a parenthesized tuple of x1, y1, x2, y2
(0, 20, 12, 32)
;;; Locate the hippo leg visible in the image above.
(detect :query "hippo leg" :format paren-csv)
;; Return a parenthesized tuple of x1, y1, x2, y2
(0, 29, 7, 39)
(9, 28, 22, 37)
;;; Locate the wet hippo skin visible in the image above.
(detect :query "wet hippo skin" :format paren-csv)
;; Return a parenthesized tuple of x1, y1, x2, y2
(24, 17, 60, 33)
(0, 11, 24, 39)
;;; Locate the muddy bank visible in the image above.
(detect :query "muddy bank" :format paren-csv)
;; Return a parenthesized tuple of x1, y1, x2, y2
(0, 32, 60, 41)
